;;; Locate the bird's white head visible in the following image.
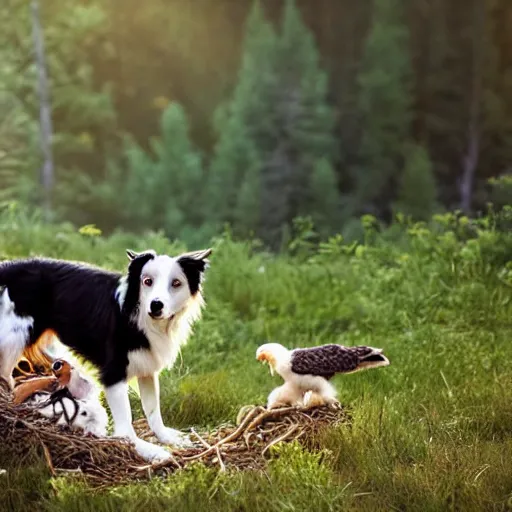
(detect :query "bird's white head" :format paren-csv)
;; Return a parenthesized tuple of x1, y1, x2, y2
(256, 343, 291, 377)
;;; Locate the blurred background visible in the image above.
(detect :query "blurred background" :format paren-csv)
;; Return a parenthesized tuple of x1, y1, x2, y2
(1, 0, 511, 250)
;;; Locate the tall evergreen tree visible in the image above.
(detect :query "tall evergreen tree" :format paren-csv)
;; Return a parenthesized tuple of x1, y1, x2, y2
(208, 0, 338, 248)
(309, 158, 341, 236)
(259, 0, 337, 248)
(122, 136, 157, 230)
(354, 0, 413, 217)
(207, 1, 276, 234)
(0, 0, 116, 222)
(0, 58, 38, 207)
(123, 102, 205, 242)
(394, 143, 437, 221)
(233, 150, 261, 237)
(151, 103, 204, 230)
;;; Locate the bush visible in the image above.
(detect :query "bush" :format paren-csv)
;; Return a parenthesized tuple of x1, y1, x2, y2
(0, 204, 510, 511)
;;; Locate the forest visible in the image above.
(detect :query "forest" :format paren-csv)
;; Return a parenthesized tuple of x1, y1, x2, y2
(1, 0, 511, 249)
(1, 2, 512, 510)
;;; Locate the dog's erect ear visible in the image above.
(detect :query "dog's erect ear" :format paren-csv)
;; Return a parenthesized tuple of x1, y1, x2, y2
(177, 248, 212, 295)
(126, 249, 156, 261)
(121, 250, 156, 316)
(178, 248, 212, 261)
(0, 285, 8, 301)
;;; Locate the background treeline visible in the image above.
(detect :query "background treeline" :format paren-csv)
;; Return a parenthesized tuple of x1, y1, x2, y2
(1, 0, 511, 249)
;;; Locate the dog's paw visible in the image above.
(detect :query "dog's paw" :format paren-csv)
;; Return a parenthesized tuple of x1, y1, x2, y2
(155, 427, 194, 448)
(133, 438, 172, 463)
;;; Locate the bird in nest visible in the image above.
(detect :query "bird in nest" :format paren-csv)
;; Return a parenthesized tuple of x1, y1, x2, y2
(12, 358, 107, 436)
(256, 342, 390, 409)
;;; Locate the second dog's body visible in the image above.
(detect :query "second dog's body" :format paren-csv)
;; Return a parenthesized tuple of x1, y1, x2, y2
(0, 248, 211, 461)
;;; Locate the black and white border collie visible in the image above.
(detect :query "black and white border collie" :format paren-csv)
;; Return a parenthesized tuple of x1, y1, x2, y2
(0, 248, 211, 461)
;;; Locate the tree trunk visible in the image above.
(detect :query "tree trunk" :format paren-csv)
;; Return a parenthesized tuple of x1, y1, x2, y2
(31, 0, 54, 220)
(460, 0, 484, 214)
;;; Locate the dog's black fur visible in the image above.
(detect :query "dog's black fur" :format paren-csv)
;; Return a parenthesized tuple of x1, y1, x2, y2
(0, 252, 204, 387)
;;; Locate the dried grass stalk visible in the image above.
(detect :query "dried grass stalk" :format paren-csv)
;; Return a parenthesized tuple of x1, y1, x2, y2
(0, 383, 348, 488)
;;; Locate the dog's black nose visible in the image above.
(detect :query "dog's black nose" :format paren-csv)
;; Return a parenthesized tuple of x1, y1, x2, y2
(150, 300, 164, 316)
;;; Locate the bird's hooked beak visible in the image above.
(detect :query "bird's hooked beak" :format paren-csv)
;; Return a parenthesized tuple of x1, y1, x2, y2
(256, 350, 275, 376)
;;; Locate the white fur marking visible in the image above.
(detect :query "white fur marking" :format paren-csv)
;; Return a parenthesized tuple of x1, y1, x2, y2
(104, 381, 172, 462)
(34, 395, 109, 437)
(125, 255, 204, 378)
(73, 399, 109, 436)
(115, 276, 129, 309)
(127, 294, 203, 379)
(137, 256, 191, 320)
(0, 287, 33, 387)
(138, 374, 193, 447)
(104, 381, 135, 438)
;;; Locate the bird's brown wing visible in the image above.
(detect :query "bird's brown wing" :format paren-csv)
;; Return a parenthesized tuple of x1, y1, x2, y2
(290, 344, 377, 379)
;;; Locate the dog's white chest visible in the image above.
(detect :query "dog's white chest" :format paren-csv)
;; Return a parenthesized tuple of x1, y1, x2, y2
(126, 330, 180, 379)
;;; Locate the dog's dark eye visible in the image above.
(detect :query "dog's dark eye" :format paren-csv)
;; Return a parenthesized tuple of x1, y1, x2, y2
(81, 411, 87, 416)
(171, 279, 182, 288)
(143, 277, 153, 287)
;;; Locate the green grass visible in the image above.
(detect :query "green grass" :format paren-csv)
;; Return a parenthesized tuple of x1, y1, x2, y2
(0, 207, 511, 511)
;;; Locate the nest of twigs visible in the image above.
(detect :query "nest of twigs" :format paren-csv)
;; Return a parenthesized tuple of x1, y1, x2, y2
(0, 380, 348, 488)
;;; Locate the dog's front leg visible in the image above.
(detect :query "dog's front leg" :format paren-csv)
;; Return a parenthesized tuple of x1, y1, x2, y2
(104, 381, 171, 462)
(138, 373, 193, 448)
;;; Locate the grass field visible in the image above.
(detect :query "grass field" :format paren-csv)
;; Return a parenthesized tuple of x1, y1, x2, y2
(0, 207, 511, 511)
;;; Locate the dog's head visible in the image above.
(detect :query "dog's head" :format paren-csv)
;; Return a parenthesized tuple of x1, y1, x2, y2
(122, 248, 212, 322)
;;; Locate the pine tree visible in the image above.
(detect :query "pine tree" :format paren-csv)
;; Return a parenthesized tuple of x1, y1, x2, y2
(151, 103, 204, 231)
(208, 0, 337, 249)
(258, 0, 337, 248)
(207, 114, 264, 230)
(123, 102, 204, 241)
(122, 136, 157, 230)
(0, 0, 116, 221)
(0, 86, 39, 207)
(206, 2, 277, 232)
(309, 158, 340, 236)
(354, 0, 413, 216)
(394, 143, 437, 221)
(233, 154, 261, 237)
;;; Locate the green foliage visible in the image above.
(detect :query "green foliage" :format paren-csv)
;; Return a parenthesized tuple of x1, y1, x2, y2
(233, 155, 261, 237)
(121, 103, 207, 245)
(354, 0, 413, 214)
(2, 0, 512, 505)
(0, 0, 117, 219)
(209, 0, 338, 249)
(0, 89, 38, 207)
(0, 206, 511, 510)
(1, 0, 512, 239)
(394, 143, 437, 221)
(309, 158, 341, 236)
(287, 216, 318, 260)
(488, 174, 512, 209)
(207, 2, 275, 231)
(0, 447, 52, 512)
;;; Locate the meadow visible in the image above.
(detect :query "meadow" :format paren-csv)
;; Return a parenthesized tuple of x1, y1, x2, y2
(0, 206, 511, 512)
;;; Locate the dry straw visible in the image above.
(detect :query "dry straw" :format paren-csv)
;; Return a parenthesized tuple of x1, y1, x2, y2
(0, 379, 348, 488)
